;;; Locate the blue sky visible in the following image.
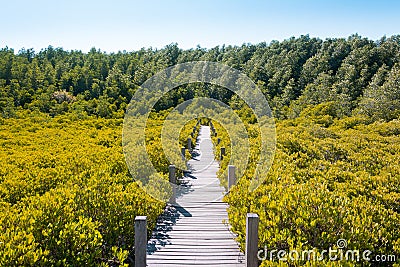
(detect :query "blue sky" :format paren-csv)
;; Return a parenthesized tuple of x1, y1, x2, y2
(1, 0, 399, 52)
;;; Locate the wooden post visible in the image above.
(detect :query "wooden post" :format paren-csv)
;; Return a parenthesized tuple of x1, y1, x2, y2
(135, 216, 147, 267)
(187, 137, 192, 151)
(246, 213, 259, 267)
(228, 165, 236, 190)
(220, 147, 225, 160)
(169, 165, 176, 204)
(181, 147, 186, 159)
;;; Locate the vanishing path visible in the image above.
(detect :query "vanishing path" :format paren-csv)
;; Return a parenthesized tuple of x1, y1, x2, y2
(147, 126, 245, 267)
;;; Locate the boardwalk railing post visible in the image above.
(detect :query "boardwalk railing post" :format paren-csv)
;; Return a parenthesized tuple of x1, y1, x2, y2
(181, 147, 186, 160)
(187, 137, 192, 151)
(135, 216, 147, 267)
(228, 165, 236, 190)
(246, 213, 259, 267)
(169, 165, 176, 204)
(220, 147, 225, 160)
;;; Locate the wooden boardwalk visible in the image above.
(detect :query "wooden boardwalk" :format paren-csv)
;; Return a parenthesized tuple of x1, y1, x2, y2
(147, 126, 245, 267)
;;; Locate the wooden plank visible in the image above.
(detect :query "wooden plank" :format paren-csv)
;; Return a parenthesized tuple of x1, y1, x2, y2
(147, 126, 244, 267)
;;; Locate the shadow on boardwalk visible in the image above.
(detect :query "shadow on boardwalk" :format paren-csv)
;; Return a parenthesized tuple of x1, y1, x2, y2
(147, 204, 192, 254)
(146, 126, 245, 267)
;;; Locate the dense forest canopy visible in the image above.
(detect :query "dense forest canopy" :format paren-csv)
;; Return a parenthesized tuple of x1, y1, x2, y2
(1, 34, 399, 121)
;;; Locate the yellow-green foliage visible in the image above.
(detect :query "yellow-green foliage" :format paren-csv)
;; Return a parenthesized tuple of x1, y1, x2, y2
(223, 110, 400, 266)
(145, 110, 200, 176)
(0, 112, 164, 265)
(2, 106, 399, 266)
(212, 119, 261, 190)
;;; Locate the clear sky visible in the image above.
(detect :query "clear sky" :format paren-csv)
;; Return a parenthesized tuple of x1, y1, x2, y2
(1, 0, 399, 53)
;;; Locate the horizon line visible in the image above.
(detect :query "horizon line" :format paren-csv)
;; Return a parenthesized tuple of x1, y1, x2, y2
(2, 33, 399, 55)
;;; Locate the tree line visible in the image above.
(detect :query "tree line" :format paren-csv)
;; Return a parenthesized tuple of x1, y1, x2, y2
(1, 34, 399, 120)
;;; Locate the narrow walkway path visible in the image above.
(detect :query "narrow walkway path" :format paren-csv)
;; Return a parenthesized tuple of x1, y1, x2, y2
(147, 126, 245, 267)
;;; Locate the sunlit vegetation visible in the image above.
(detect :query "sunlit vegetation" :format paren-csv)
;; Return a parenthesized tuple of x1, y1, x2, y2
(1, 34, 400, 265)
(0, 110, 202, 265)
(222, 106, 400, 266)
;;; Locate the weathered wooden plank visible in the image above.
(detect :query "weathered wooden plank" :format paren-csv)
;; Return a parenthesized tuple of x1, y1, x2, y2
(149, 243, 241, 248)
(147, 263, 245, 267)
(147, 126, 244, 267)
(152, 248, 242, 252)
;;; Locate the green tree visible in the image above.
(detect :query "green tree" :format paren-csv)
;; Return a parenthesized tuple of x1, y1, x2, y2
(357, 63, 400, 120)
